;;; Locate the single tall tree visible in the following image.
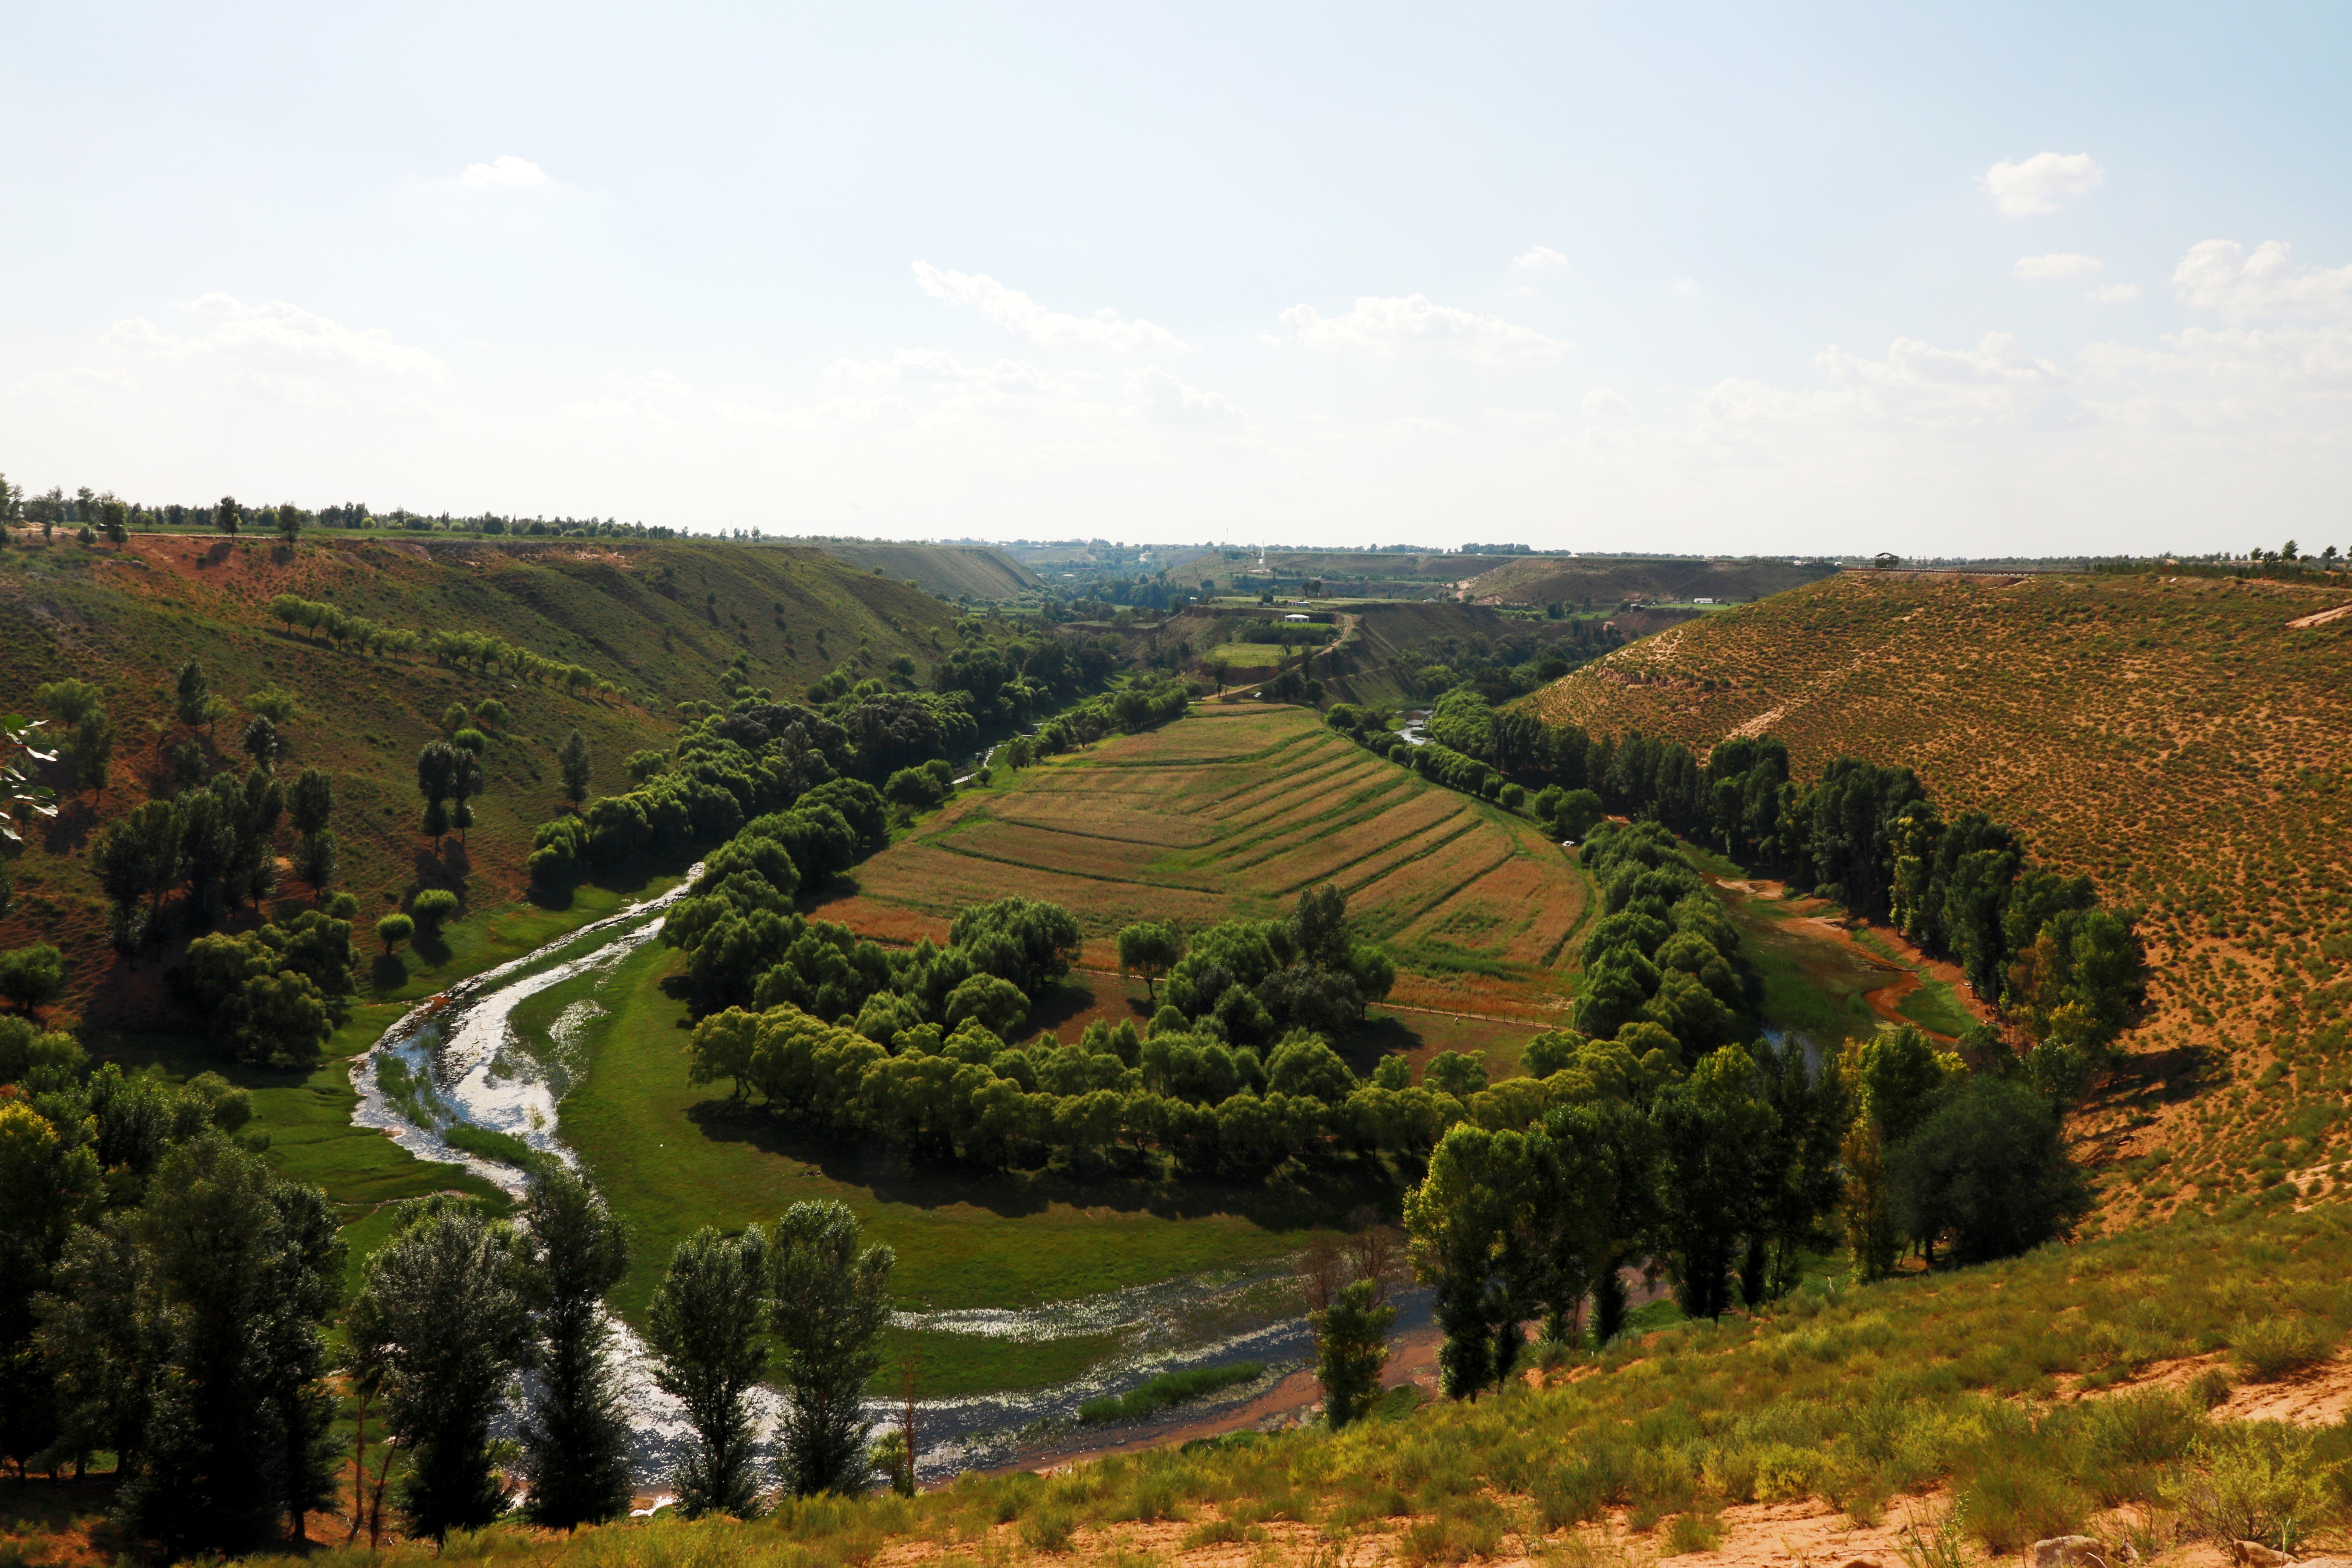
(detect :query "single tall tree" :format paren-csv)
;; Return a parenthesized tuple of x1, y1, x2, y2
(215, 495, 240, 537)
(519, 1165, 635, 1528)
(416, 741, 463, 842)
(559, 729, 592, 806)
(174, 660, 212, 731)
(276, 503, 303, 545)
(770, 1200, 894, 1496)
(647, 1225, 772, 1518)
(1115, 921, 1185, 1003)
(346, 1199, 534, 1538)
(1406, 1125, 1537, 1399)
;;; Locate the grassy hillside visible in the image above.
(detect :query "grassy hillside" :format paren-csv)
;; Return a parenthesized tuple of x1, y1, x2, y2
(818, 704, 1590, 1018)
(0, 532, 964, 1024)
(1465, 554, 1837, 606)
(135, 1200, 2348, 1568)
(798, 541, 1041, 601)
(1153, 551, 1836, 606)
(1530, 568, 2352, 1198)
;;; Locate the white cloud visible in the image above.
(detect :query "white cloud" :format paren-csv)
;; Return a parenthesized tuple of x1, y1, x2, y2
(1279, 295, 1568, 363)
(2014, 252, 2103, 280)
(2087, 283, 2141, 304)
(103, 294, 442, 382)
(1798, 332, 2078, 428)
(2172, 240, 2352, 322)
(1672, 278, 1698, 298)
(1125, 366, 1243, 424)
(911, 262, 1188, 352)
(457, 154, 548, 191)
(1504, 285, 1540, 299)
(1512, 246, 1571, 272)
(1581, 387, 1633, 418)
(1982, 152, 2105, 217)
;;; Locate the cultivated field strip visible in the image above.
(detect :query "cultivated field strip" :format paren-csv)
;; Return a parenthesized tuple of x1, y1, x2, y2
(833, 705, 1590, 1009)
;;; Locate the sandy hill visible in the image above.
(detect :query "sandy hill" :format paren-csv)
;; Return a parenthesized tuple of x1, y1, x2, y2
(1464, 554, 1836, 606)
(0, 532, 965, 1020)
(798, 541, 1040, 600)
(1530, 567, 2352, 1196)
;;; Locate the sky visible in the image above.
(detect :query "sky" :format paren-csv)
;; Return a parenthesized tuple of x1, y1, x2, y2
(5, 3, 2349, 557)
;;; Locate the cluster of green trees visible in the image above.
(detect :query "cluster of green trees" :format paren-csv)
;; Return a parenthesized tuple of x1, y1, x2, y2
(927, 634, 1120, 727)
(262, 593, 612, 694)
(89, 764, 339, 952)
(1403, 1021, 2089, 1398)
(0, 1017, 338, 1553)
(1235, 619, 1339, 647)
(166, 904, 359, 1066)
(1692, 738, 2143, 1082)
(681, 886, 1586, 1178)
(4, 1008, 902, 1546)
(1359, 688, 2144, 1081)
(1567, 821, 1748, 1056)
(526, 704, 886, 879)
(32, 679, 117, 801)
(0, 478, 680, 542)
(528, 662, 1193, 882)
(262, 595, 423, 659)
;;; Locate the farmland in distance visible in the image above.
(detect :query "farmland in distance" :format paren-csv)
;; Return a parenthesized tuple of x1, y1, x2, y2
(820, 704, 1590, 1019)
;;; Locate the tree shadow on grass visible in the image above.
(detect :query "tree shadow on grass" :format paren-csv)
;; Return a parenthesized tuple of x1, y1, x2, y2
(2097, 1041, 2215, 1115)
(370, 953, 411, 992)
(681, 1096, 1393, 1231)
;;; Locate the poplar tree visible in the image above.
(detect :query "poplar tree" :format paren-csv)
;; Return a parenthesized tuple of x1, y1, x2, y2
(519, 1166, 634, 1528)
(648, 1226, 772, 1517)
(771, 1201, 894, 1496)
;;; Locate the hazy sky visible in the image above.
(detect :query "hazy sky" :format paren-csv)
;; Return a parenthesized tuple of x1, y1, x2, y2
(7, 3, 2349, 555)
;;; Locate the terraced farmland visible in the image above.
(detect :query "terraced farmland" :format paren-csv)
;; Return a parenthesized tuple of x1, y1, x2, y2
(821, 704, 1590, 1017)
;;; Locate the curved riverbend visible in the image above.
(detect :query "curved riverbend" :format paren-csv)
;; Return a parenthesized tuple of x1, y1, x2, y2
(345, 870, 1361, 1488)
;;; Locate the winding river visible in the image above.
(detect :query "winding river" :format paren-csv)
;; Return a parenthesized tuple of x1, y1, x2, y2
(346, 874, 1410, 1492)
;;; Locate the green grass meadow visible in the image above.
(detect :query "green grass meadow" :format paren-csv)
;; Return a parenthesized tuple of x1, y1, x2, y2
(547, 939, 1367, 1393)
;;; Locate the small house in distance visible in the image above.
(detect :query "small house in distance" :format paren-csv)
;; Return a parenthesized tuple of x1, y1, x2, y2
(1283, 612, 1312, 623)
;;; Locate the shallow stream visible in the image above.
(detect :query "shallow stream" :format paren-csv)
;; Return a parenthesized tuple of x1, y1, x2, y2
(346, 872, 1368, 1491)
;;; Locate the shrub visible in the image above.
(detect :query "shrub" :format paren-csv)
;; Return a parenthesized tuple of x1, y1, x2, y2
(326, 891, 361, 920)
(2165, 1426, 2338, 1555)
(1955, 1468, 2084, 1555)
(412, 889, 460, 929)
(1665, 1512, 1725, 1556)
(452, 727, 488, 754)
(0, 944, 69, 1013)
(1020, 1510, 1074, 1553)
(2230, 1315, 2333, 1381)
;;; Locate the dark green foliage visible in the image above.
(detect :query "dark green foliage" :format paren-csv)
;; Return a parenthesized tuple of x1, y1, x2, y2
(1316, 1281, 1396, 1429)
(950, 896, 1083, 996)
(648, 1226, 772, 1518)
(1889, 1077, 2092, 1264)
(0, 943, 67, 1013)
(520, 1165, 635, 1528)
(771, 1200, 894, 1496)
(44, 1136, 345, 1553)
(559, 728, 593, 805)
(348, 1198, 534, 1538)
(1116, 920, 1185, 1001)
